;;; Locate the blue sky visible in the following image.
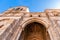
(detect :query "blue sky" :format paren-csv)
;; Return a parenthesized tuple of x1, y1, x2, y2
(0, 0, 60, 13)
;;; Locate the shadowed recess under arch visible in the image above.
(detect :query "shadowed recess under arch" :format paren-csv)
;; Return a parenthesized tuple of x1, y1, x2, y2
(18, 22, 51, 40)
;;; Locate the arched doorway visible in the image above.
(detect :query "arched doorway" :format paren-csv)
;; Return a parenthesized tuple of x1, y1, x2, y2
(18, 22, 50, 40)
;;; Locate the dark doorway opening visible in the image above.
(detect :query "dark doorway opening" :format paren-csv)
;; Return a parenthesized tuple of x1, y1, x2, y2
(18, 22, 50, 40)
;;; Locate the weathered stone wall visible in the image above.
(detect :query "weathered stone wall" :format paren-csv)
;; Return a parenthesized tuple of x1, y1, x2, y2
(0, 6, 60, 40)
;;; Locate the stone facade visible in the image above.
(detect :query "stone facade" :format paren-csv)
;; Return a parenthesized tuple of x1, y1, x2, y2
(0, 6, 60, 40)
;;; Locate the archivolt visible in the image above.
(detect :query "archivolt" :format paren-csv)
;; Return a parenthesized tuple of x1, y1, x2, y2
(22, 18, 49, 29)
(16, 18, 52, 40)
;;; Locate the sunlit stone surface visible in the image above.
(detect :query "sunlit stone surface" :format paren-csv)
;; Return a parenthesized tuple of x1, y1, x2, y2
(0, 6, 60, 40)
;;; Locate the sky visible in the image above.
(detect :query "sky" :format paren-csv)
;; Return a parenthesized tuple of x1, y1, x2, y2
(0, 0, 60, 13)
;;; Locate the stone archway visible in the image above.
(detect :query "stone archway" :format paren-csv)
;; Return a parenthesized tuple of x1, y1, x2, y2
(18, 22, 50, 40)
